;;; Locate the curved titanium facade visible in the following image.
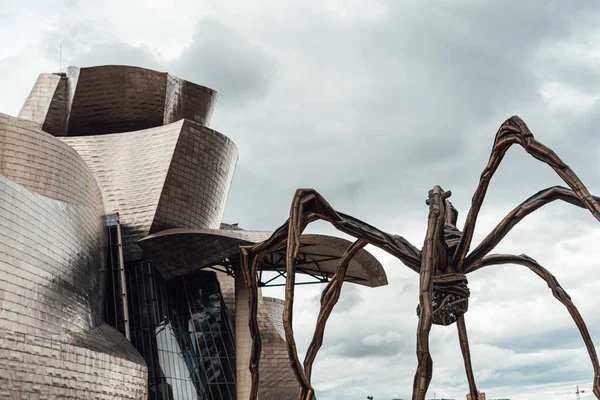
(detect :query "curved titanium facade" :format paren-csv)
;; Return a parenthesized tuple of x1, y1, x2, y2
(0, 114, 147, 398)
(18, 65, 218, 136)
(0, 113, 105, 333)
(258, 296, 299, 400)
(61, 120, 238, 260)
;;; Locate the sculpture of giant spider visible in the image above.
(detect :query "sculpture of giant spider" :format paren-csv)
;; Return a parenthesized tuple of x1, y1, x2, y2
(239, 116, 600, 400)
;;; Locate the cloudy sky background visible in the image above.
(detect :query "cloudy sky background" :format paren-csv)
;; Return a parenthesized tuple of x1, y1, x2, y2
(2, 1, 600, 398)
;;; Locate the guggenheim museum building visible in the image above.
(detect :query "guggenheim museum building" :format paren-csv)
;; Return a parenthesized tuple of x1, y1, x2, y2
(0, 65, 387, 399)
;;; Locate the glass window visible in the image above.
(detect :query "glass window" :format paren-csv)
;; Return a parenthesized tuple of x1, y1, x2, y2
(125, 261, 236, 400)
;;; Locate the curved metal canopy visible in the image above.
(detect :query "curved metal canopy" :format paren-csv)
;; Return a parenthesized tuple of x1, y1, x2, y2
(138, 228, 387, 287)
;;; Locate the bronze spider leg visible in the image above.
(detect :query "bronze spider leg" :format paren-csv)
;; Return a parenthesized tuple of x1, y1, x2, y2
(463, 186, 600, 271)
(469, 254, 600, 398)
(240, 188, 422, 400)
(240, 245, 276, 400)
(413, 186, 450, 400)
(304, 239, 367, 382)
(457, 316, 478, 399)
(453, 116, 600, 272)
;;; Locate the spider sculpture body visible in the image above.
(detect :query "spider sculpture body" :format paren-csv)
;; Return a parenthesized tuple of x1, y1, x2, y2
(240, 116, 600, 400)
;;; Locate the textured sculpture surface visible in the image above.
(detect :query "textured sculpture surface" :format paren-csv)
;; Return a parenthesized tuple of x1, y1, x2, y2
(241, 116, 600, 400)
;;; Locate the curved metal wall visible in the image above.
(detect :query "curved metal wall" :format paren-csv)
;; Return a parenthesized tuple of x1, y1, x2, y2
(18, 66, 219, 137)
(61, 120, 183, 260)
(151, 120, 238, 233)
(62, 119, 238, 261)
(256, 294, 300, 400)
(17, 73, 63, 127)
(0, 324, 148, 399)
(164, 74, 218, 126)
(67, 66, 168, 135)
(0, 113, 105, 333)
(0, 114, 147, 398)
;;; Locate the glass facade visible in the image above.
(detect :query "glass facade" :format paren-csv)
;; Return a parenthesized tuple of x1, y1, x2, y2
(124, 261, 236, 400)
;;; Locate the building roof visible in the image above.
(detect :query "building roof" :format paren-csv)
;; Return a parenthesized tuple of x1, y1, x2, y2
(138, 228, 388, 287)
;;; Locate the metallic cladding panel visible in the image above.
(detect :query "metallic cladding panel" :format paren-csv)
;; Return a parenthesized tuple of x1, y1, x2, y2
(62, 120, 239, 261)
(61, 121, 183, 260)
(42, 73, 68, 135)
(0, 114, 106, 333)
(0, 114, 147, 397)
(17, 73, 62, 125)
(150, 120, 239, 233)
(66, 65, 168, 136)
(18, 66, 219, 137)
(164, 74, 218, 126)
(258, 295, 299, 400)
(0, 325, 147, 399)
(62, 121, 183, 260)
(15, 65, 218, 138)
(0, 113, 104, 207)
(0, 175, 104, 333)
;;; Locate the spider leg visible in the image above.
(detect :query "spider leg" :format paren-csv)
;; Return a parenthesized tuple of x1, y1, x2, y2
(453, 116, 600, 271)
(469, 253, 600, 398)
(240, 188, 422, 399)
(463, 186, 600, 271)
(304, 239, 367, 382)
(239, 245, 268, 400)
(413, 186, 448, 400)
(457, 316, 479, 399)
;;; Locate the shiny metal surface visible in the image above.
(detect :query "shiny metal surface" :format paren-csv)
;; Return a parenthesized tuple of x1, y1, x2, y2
(139, 228, 387, 286)
(19, 65, 218, 137)
(0, 114, 147, 398)
(61, 120, 238, 261)
(0, 324, 148, 399)
(0, 113, 105, 333)
(258, 296, 300, 400)
(17, 73, 64, 131)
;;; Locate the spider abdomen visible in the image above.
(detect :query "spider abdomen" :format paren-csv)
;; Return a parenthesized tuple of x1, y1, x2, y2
(417, 273, 470, 326)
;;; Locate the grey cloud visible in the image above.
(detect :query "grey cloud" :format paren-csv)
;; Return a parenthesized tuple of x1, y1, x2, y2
(309, 283, 364, 313)
(169, 18, 279, 107)
(37, 17, 278, 109)
(493, 326, 600, 353)
(71, 41, 161, 69)
(327, 333, 406, 359)
(220, 0, 600, 235)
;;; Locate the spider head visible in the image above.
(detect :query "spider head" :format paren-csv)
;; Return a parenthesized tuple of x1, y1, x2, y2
(425, 186, 452, 209)
(416, 273, 470, 326)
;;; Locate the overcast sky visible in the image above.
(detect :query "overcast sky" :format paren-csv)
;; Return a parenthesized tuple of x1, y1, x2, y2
(2, 1, 600, 399)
